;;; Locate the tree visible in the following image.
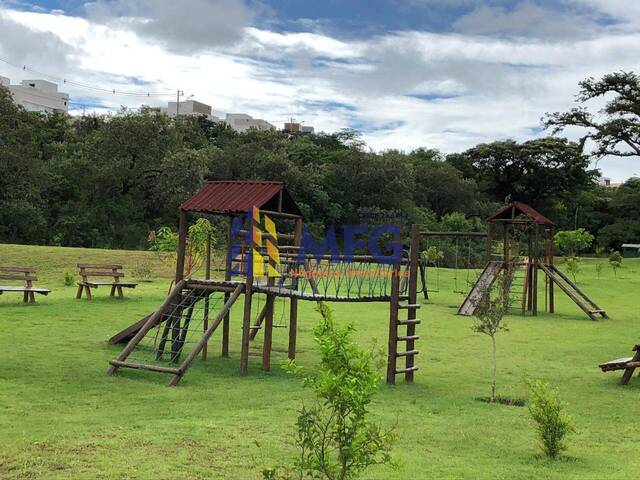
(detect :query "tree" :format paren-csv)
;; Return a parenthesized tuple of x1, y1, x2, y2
(0, 85, 48, 243)
(459, 138, 596, 210)
(266, 304, 396, 480)
(597, 179, 640, 249)
(472, 267, 514, 403)
(565, 256, 581, 284)
(609, 251, 623, 277)
(545, 72, 640, 158)
(554, 229, 594, 257)
(149, 218, 215, 280)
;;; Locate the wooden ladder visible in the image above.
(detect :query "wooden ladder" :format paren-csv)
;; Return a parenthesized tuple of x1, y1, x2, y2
(387, 225, 421, 385)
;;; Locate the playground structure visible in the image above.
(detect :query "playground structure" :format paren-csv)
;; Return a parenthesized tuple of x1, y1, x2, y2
(107, 181, 422, 386)
(107, 187, 607, 387)
(457, 202, 607, 321)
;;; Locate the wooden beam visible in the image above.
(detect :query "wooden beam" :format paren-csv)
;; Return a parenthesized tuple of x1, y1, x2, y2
(175, 210, 188, 283)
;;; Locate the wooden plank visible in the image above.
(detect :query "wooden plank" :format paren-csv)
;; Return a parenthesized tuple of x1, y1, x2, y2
(0, 274, 38, 281)
(108, 314, 152, 344)
(0, 267, 36, 273)
(109, 360, 181, 375)
(0, 286, 49, 293)
(420, 231, 487, 237)
(76, 271, 125, 277)
(77, 263, 123, 269)
(539, 265, 599, 321)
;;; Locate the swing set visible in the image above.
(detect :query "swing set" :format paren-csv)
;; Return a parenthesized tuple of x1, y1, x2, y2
(419, 231, 488, 299)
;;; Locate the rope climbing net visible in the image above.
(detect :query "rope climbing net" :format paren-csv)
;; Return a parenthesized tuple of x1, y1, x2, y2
(125, 287, 225, 367)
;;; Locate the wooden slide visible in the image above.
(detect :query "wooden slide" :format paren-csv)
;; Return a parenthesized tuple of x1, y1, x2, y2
(457, 261, 503, 316)
(538, 264, 607, 321)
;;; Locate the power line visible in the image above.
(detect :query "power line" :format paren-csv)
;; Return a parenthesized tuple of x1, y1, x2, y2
(0, 56, 175, 98)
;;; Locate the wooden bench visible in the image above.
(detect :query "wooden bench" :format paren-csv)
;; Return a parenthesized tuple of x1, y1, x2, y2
(599, 345, 640, 385)
(0, 267, 51, 303)
(76, 264, 138, 300)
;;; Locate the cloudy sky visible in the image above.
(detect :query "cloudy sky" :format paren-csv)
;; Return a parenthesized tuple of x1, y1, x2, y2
(1, 0, 639, 181)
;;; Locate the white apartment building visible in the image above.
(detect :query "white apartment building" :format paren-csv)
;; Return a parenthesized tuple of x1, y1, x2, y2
(1, 76, 69, 113)
(225, 113, 275, 132)
(161, 99, 221, 122)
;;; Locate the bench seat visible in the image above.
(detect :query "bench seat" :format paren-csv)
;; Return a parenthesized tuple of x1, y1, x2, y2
(600, 345, 640, 384)
(0, 286, 51, 294)
(599, 356, 635, 371)
(0, 267, 50, 303)
(78, 281, 138, 288)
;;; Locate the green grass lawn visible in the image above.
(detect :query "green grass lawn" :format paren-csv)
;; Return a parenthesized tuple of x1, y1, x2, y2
(0, 243, 639, 479)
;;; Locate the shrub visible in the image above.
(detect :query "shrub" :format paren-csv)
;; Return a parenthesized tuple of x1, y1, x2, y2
(527, 379, 574, 459)
(265, 304, 396, 479)
(132, 261, 154, 281)
(63, 271, 74, 287)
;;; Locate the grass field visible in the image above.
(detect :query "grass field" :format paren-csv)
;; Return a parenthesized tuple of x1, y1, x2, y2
(0, 243, 639, 479)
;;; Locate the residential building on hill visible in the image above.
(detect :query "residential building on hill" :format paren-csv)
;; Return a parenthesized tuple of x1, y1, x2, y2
(1, 76, 69, 113)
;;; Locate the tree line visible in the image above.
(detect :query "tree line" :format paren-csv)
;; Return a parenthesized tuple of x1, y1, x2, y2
(1, 72, 639, 251)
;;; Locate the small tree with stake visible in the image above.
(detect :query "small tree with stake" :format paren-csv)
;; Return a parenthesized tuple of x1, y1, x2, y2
(472, 266, 514, 403)
(264, 304, 396, 480)
(609, 251, 623, 277)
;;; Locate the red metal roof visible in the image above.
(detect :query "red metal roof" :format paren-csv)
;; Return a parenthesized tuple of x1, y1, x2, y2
(487, 201, 555, 225)
(180, 181, 302, 216)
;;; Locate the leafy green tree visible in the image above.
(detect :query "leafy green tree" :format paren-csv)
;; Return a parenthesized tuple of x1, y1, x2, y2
(554, 229, 594, 256)
(597, 179, 640, 249)
(459, 138, 596, 209)
(410, 148, 479, 217)
(267, 305, 396, 480)
(0, 85, 48, 243)
(545, 72, 640, 158)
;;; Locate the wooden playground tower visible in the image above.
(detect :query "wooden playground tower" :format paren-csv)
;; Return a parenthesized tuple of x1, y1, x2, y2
(108, 181, 422, 386)
(458, 202, 607, 321)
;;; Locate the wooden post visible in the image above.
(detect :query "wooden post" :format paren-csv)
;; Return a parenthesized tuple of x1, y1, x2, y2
(405, 224, 420, 383)
(222, 217, 233, 357)
(386, 228, 402, 385)
(548, 227, 555, 313)
(288, 218, 303, 360)
(262, 291, 275, 371)
(202, 233, 212, 360)
(240, 216, 255, 375)
(175, 210, 188, 283)
(532, 223, 539, 316)
(502, 223, 509, 265)
(486, 222, 492, 263)
(240, 276, 253, 375)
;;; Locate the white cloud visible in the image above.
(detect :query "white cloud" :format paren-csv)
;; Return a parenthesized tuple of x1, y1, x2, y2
(0, 1, 638, 181)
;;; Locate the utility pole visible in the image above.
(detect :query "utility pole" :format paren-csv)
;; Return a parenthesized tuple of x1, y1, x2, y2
(176, 90, 184, 116)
